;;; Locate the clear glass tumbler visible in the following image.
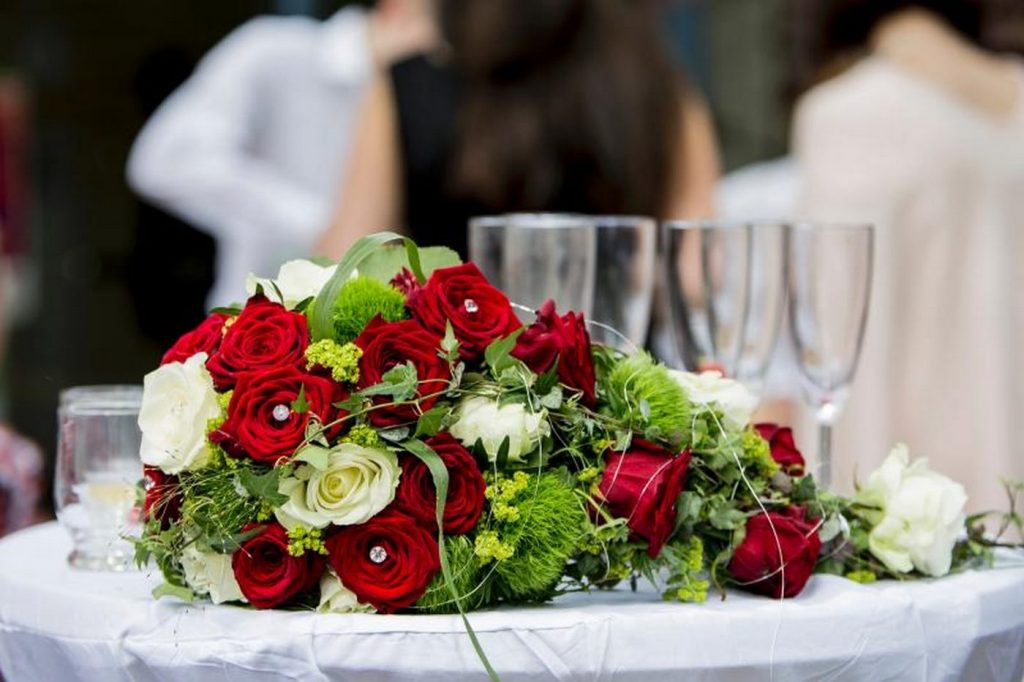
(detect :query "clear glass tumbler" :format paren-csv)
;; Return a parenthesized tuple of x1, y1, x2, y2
(589, 216, 657, 352)
(55, 385, 144, 570)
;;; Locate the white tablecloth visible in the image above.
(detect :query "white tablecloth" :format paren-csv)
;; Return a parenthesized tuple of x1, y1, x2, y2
(1, 523, 1023, 681)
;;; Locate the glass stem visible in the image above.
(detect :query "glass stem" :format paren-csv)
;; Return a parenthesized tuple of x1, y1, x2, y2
(818, 422, 832, 490)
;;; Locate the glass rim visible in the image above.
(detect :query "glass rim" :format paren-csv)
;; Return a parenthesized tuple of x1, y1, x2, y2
(60, 384, 143, 408)
(787, 221, 874, 233)
(662, 219, 751, 232)
(590, 215, 656, 229)
(469, 212, 594, 229)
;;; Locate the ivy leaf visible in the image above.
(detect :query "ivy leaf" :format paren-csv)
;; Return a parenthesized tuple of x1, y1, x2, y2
(674, 491, 703, 532)
(539, 386, 564, 410)
(440, 320, 460, 362)
(415, 405, 448, 438)
(359, 361, 418, 402)
(535, 363, 560, 395)
(238, 467, 288, 507)
(484, 328, 525, 375)
(291, 385, 309, 414)
(295, 445, 330, 471)
(708, 503, 747, 531)
(206, 527, 263, 553)
(304, 415, 330, 447)
(152, 582, 195, 602)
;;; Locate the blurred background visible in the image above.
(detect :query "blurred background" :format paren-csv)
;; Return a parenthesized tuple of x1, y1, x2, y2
(0, 0, 1022, 522)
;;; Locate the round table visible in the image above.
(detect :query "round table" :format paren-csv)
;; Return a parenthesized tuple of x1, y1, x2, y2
(1, 523, 1023, 681)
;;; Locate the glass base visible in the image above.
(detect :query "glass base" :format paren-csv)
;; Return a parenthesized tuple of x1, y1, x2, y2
(67, 548, 136, 572)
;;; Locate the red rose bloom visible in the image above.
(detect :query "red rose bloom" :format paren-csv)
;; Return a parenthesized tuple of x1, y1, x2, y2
(598, 439, 692, 558)
(353, 317, 450, 427)
(142, 465, 181, 530)
(393, 433, 485, 535)
(326, 512, 440, 613)
(754, 423, 806, 476)
(390, 267, 422, 297)
(206, 296, 309, 390)
(161, 313, 229, 366)
(728, 507, 821, 599)
(232, 522, 325, 608)
(512, 299, 596, 406)
(212, 366, 344, 465)
(407, 263, 521, 362)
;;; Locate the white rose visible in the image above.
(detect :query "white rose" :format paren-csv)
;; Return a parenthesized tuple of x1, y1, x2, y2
(449, 396, 549, 463)
(139, 353, 221, 474)
(855, 443, 968, 577)
(318, 568, 373, 614)
(275, 444, 400, 529)
(180, 544, 246, 604)
(668, 369, 757, 430)
(245, 259, 335, 309)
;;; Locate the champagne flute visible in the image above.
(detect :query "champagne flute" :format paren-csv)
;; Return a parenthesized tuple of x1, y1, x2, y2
(664, 221, 753, 376)
(589, 216, 656, 351)
(787, 223, 873, 488)
(736, 222, 788, 393)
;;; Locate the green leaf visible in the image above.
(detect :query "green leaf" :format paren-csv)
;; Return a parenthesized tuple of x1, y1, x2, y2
(152, 582, 195, 602)
(290, 385, 309, 414)
(440, 320, 460, 362)
(295, 445, 330, 471)
(309, 231, 407, 341)
(415, 405, 449, 438)
(209, 305, 242, 316)
(356, 244, 462, 285)
(378, 426, 411, 442)
(484, 328, 525, 374)
(206, 526, 262, 553)
(293, 296, 315, 314)
(494, 435, 512, 471)
(708, 503, 747, 531)
(539, 386, 563, 410)
(269, 280, 286, 304)
(359, 361, 418, 401)
(308, 255, 336, 267)
(402, 438, 500, 682)
(535, 363, 560, 395)
(238, 467, 288, 507)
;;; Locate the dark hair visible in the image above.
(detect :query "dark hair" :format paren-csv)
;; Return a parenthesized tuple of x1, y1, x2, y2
(821, 0, 984, 59)
(439, 0, 684, 218)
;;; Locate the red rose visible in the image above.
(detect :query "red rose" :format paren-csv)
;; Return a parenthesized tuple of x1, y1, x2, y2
(326, 512, 440, 613)
(754, 423, 806, 476)
(728, 507, 821, 598)
(161, 313, 229, 366)
(598, 439, 692, 558)
(232, 522, 325, 608)
(512, 299, 596, 406)
(142, 465, 181, 530)
(206, 296, 309, 390)
(212, 366, 343, 465)
(353, 317, 450, 427)
(407, 263, 521, 362)
(390, 267, 422, 297)
(393, 433, 485, 535)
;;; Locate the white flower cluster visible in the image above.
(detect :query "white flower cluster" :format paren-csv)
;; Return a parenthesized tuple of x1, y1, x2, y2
(245, 259, 336, 309)
(449, 396, 549, 463)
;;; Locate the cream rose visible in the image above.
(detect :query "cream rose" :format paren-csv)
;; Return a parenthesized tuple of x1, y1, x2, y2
(855, 443, 968, 577)
(449, 396, 549, 463)
(138, 353, 220, 474)
(317, 568, 374, 614)
(180, 544, 246, 604)
(668, 369, 757, 431)
(245, 259, 335, 309)
(275, 443, 400, 529)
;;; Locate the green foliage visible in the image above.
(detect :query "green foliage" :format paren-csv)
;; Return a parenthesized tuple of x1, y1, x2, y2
(484, 472, 587, 602)
(602, 352, 691, 449)
(356, 244, 461, 283)
(331, 276, 407, 344)
(416, 536, 483, 614)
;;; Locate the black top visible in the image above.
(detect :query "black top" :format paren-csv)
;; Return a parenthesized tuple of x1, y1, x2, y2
(390, 55, 476, 259)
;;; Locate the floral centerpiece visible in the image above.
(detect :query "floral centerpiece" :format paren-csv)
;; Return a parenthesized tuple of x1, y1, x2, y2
(135, 234, 1018, 630)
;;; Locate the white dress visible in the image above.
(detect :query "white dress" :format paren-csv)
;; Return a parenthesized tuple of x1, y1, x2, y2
(793, 56, 1024, 512)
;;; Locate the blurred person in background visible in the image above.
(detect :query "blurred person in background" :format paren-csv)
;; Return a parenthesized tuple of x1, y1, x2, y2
(317, 0, 719, 259)
(126, 0, 436, 307)
(792, 0, 1024, 512)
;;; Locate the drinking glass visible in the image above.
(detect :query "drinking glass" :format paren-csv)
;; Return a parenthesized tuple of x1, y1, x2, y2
(55, 385, 144, 570)
(787, 223, 873, 488)
(736, 223, 788, 392)
(664, 221, 753, 376)
(469, 213, 596, 321)
(589, 216, 656, 351)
